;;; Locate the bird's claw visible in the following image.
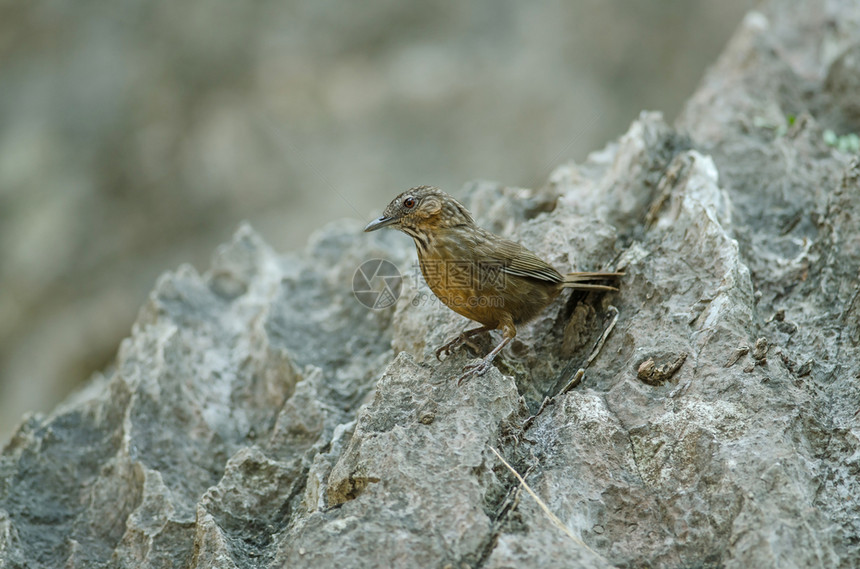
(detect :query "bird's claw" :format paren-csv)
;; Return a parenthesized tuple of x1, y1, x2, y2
(457, 359, 492, 385)
(435, 337, 463, 361)
(437, 332, 486, 361)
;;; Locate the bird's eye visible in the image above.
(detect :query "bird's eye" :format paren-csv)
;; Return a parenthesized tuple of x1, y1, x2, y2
(403, 197, 415, 208)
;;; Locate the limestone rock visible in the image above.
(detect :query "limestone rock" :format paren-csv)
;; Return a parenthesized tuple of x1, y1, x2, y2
(3, 1, 860, 567)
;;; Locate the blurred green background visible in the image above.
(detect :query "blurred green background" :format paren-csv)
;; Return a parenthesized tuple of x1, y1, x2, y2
(0, 1, 755, 440)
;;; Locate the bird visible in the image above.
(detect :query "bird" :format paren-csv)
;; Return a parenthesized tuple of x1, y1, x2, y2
(364, 186, 622, 383)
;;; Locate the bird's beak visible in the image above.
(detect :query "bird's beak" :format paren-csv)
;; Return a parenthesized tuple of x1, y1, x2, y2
(364, 216, 398, 232)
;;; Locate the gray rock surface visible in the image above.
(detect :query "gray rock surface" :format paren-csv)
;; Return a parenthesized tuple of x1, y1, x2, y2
(3, 1, 860, 567)
(0, 0, 754, 441)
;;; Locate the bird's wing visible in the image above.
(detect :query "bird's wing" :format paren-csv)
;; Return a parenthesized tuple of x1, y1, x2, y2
(484, 237, 563, 284)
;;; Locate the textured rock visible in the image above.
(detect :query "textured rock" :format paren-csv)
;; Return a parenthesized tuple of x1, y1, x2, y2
(0, 0, 754, 441)
(3, 0, 860, 567)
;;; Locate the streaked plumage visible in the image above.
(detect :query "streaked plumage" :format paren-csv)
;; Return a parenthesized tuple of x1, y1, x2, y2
(365, 186, 621, 381)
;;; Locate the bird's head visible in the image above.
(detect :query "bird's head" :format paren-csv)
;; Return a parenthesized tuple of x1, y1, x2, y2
(364, 186, 474, 234)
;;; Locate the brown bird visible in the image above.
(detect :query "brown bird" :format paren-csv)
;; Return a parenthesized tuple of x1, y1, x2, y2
(365, 186, 621, 382)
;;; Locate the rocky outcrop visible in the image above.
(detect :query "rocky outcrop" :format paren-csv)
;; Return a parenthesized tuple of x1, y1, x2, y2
(3, 1, 860, 567)
(0, 1, 750, 440)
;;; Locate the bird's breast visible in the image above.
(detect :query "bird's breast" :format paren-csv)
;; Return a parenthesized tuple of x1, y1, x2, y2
(417, 256, 500, 326)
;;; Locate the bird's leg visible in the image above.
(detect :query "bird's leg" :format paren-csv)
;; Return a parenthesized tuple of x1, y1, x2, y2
(458, 319, 516, 385)
(435, 325, 493, 361)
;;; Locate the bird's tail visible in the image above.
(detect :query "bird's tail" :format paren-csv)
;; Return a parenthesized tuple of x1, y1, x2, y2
(561, 271, 624, 292)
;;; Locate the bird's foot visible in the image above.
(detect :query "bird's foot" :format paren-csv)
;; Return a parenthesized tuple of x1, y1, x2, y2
(457, 358, 494, 385)
(435, 336, 463, 361)
(435, 334, 482, 361)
